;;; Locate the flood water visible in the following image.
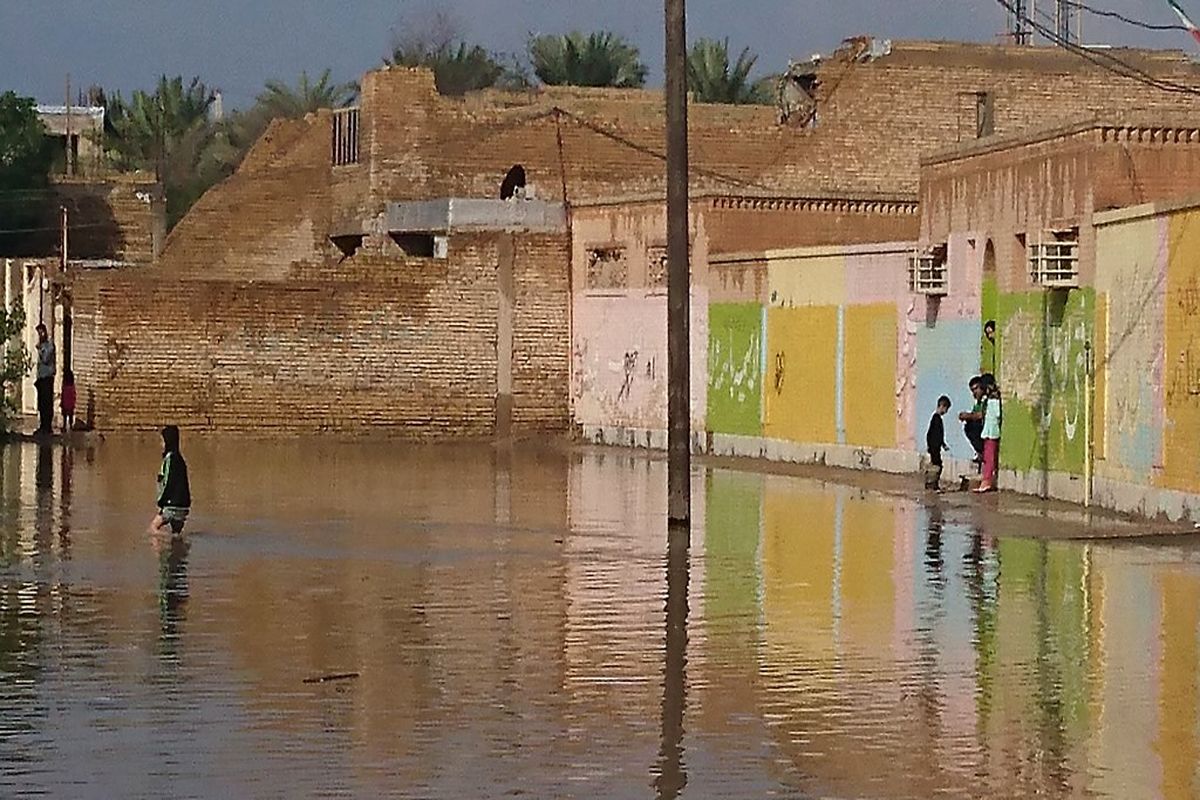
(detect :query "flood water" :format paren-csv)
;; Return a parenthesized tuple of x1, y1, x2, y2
(2, 438, 1199, 799)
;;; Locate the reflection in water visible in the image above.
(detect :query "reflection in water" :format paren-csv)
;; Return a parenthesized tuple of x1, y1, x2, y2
(654, 525, 689, 800)
(155, 533, 190, 651)
(0, 438, 1197, 798)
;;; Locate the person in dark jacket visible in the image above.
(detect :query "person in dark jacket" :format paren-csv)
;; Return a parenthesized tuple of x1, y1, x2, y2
(152, 425, 191, 534)
(925, 395, 951, 489)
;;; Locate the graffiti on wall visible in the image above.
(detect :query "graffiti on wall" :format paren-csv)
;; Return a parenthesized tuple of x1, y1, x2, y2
(996, 289, 1094, 475)
(708, 303, 763, 437)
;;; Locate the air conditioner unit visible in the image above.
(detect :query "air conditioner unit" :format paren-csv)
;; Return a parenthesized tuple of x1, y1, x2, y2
(1029, 232, 1079, 288)
(908, 246, 948, 296)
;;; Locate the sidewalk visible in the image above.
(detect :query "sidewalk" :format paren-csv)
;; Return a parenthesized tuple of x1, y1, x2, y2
(693, 450, 1197, 542)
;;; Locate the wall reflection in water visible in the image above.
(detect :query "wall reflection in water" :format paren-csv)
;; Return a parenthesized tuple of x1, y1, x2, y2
(0, 438, 1197, 798)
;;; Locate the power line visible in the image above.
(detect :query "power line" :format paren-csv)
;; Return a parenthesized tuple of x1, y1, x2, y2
(993, 0, 1200, 96)
(1066, 0, 1186, 32)
(0, 222, 119, 235)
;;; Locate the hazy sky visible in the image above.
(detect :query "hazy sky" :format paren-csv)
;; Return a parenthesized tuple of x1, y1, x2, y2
(0, 0, 1191, 109)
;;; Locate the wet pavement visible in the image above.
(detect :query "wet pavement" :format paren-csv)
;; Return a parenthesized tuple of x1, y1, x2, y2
(1, 437, 1199, 799)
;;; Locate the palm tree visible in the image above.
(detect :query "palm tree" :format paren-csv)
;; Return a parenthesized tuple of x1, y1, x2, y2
(687, 39, 773, 105)
(529, 31, 648, 89)
(256, 69, 358, 118)
(105, 75, 215, 172)
(387, 41, 524, 96)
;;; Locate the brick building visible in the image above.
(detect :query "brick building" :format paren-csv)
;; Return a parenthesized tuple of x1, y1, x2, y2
(71, 38, 1200, 438)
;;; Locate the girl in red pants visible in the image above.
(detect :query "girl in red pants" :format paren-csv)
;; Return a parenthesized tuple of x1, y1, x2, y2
(975, 383, 1002, 493)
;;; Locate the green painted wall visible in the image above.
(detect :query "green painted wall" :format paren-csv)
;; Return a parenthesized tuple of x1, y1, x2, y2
(708, 303, 763, 437)
(995, 288, 1094, 475)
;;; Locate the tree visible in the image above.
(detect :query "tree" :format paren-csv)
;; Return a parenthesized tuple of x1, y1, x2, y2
(0, 301, 30, 432)
(257, 69, 358, 119)
(0, 92, 53, 250)
(105, 76, 215, 174)
(386, 8, 525, 95)
(529, 31, 648, 89)
(687, 38, 774, 105)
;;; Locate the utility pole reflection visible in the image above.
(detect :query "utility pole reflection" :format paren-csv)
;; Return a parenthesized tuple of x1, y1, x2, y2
(655, 524, 689, 799)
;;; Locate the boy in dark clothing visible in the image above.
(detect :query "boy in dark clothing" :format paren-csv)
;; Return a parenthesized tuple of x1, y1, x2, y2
(925, 396, 952, 489)
(152, 426, 191, 534)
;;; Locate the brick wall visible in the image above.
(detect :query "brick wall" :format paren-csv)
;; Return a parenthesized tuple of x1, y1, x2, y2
(4, 174, 164, 263)
(72, 231, 569, 434)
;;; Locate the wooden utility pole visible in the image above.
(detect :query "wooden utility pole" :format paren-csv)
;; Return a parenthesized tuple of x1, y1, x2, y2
(665, 0, 691, 528)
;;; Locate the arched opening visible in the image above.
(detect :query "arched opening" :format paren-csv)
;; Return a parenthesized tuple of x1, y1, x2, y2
(500, 165, 527, 200)
(981, 239, 998, 377)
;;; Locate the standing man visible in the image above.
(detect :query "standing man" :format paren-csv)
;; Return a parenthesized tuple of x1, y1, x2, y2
(34, 323, 55, 435)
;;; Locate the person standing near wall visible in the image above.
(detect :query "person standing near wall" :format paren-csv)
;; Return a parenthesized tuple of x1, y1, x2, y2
(975, 380, 1002, 493)
(34, 323, 55, 435)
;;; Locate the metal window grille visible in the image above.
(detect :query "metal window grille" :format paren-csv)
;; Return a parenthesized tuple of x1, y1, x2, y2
(908, 248, 948, 295)
(332, 107, 360, 166)
(1029, 235, 1079, 288)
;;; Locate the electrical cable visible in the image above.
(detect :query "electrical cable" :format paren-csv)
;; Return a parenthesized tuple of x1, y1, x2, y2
(1066, 0, 1187, 32)
(993, 0, 1200, 95)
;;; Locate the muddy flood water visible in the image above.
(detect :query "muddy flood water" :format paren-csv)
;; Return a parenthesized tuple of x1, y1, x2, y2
(2, 438, 1199, 799)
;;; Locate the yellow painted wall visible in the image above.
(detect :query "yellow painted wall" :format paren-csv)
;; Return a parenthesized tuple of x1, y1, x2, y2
(1162, 209, 1200, 492)
(764, 306, 839, 444)
(768, 253, 846, 308)
(843, 304, 899, 449)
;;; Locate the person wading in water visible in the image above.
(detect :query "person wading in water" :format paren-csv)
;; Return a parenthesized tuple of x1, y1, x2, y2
(151, 426, 191, 534)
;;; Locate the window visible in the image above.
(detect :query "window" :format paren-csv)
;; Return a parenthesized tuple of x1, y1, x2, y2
(586, 247, 628, 290)
(908, 244, 948, 295)
(331, 107, 360, 166)
(1029, 228, 1079, 288)
(975, 92, 994, 138)
(647, 246, 668, 288)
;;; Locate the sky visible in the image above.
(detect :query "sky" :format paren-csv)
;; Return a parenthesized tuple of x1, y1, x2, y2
(0, 0, 1193, 110)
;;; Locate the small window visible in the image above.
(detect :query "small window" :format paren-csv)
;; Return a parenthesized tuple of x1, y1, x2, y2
(647, 246, 668, 288)
(330, 234, 363, 259)
(586, 247, 628, 290)
(975, 92, 994, 138)
(1029, 228, 1079, 288)
(331, 107, 360, 166)
(908, 244, 948, 296)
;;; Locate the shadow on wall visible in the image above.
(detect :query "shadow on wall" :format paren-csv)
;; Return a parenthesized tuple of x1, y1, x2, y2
(0, 186, 125, 260)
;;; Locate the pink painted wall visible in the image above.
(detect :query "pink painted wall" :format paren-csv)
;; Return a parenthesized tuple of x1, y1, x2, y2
(571, 289, 708, 432)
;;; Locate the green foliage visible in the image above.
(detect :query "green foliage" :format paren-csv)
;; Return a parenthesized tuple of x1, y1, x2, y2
(389, 40, 525, 96)
(0, 302, 30, 432)
(102, 70, 357, 228)
(256, 69, 358, 119)
(529, 31, 648, 89)
(687, 38, 774, 105)
(0, 92, 53, 247)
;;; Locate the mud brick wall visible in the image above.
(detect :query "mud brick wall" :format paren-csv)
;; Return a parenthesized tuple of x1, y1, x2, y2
(159, 113, 336, 280)
(7, 175, 164, 263)
(72, 231, 569, 435)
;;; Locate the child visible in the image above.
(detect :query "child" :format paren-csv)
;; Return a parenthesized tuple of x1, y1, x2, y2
(152, 425, 191, 534)
(925, 395, 951, 489)
(60, 370, 76, 432)
(975, 382, 1003, 493)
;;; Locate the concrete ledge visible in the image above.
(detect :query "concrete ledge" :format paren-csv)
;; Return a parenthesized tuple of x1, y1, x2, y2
(581, 425, 707, 454)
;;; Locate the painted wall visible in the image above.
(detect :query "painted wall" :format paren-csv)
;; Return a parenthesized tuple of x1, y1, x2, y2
(707, 302, 763, 437)
(1094, 201, 1200, 501)
(571, 290, 708, 433)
